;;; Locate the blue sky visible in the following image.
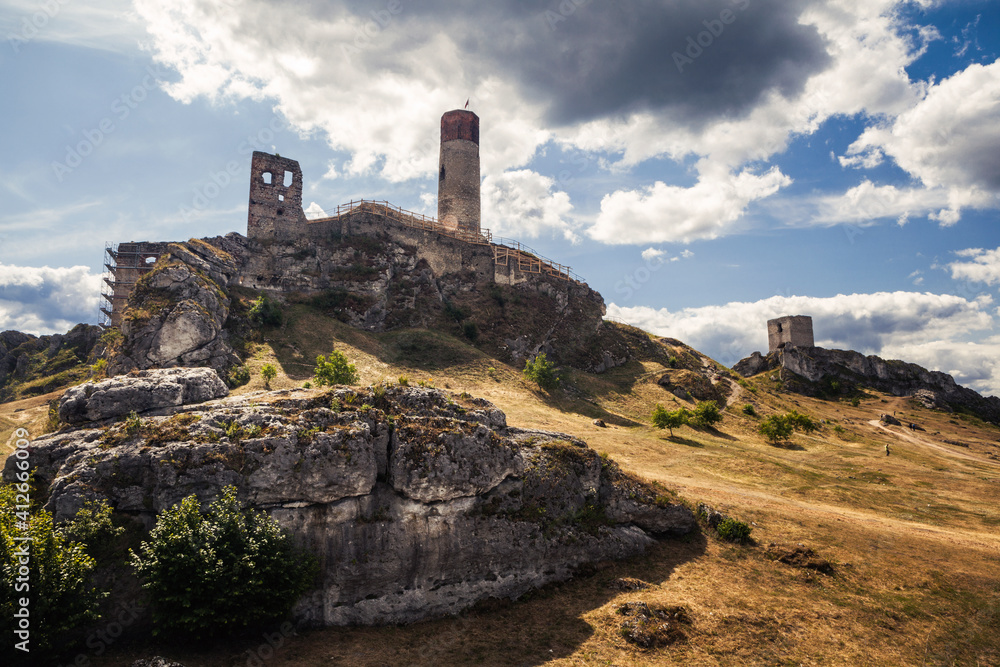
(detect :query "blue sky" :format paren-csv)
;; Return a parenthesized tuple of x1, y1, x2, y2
(1, 0, 999, 394)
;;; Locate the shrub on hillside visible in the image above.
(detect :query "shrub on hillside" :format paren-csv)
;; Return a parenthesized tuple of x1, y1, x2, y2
(759, 415, 794, 443)
(1, 487, 113, 655)
(226, 364, 251, 388)
(130, 486, 315, 639)
(247, 295, 283, 328)
(742, 403, 757, 417)
(523, 353, 559, 391)
(314, 350, 359, 386)
(690, 400, 723, 428)
(651, 404, 690, 436)
(716, 517, 753, 543)
(260, 363, 277, 389)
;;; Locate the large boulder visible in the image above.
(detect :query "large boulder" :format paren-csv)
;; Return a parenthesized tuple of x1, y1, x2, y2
(58, 367, 229, 424)
(9, 385, 695, 627)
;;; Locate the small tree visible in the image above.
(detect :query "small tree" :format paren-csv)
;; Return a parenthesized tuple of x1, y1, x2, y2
(314, 350, 359, 386)
(523, 353, 559, 391)
(759, 415, 793, 443)
(652, 404, 689, 436)
(691, 400, 723, 428)
(0, 487, 110, 655)
(260, 363, 277, 389)
(130, 486, 315, 639)
(247, 295, 282, 327)
(785, 409, 818, 433)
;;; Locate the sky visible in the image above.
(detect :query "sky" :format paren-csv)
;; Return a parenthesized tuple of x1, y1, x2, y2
(1, 0, 999, 394)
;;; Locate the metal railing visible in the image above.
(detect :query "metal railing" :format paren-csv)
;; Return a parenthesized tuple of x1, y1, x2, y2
(310, 200, 584, 284)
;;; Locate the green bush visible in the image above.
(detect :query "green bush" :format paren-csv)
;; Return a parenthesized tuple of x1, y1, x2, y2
(523, 353, 559, 391)
(462, 321, 479, 342)
(690, 400, 723, 428)
(759, 415, 794, 443)
(130, 486, 315, 639)
(247, 295, 283, 328)
(716, 517, 752, 543)
(742, 403, 757, 417)
(226, 364, 251, 389)
(260, 363, 277, 388)
(785, 409, 818, 433)
(850, 396, 861, 407)
(1, 486, 110, 655)
(314, 350, 359, 386)
(651, 404, 690, 436)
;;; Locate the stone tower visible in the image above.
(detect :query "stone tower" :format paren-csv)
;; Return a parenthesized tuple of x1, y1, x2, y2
(247, 151, 307, 240)
(437, 109, 481, 234)
(767, 315, 814, 352)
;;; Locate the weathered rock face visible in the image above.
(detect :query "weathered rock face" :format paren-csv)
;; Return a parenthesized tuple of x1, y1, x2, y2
(58, 367, 229, 424)
(733, 346, 1000, 424)
(9, 386, 695, 626)
(111, 241, 241, 374)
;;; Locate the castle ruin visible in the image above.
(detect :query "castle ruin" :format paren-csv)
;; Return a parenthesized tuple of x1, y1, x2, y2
(767, 315, 814, 352)
(101, 109, 586, 329)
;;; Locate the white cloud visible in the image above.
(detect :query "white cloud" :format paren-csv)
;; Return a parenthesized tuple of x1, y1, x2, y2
(303, 202, 327, 220)
(641, 248, 665, 262)
(0, 264, 102, 334)
(608, 290, 1000, 395)
(481, 170, 577, 242)
(589, 167, 792, 244)
(838, 59, 1000, 224)
(946, 247, 1000, 286)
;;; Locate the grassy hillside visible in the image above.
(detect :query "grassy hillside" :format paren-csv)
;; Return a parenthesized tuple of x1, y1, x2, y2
(2, 313, 998, 665)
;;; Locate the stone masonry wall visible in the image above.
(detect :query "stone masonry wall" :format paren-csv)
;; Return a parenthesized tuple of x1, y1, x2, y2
(767, 315, 814, 352)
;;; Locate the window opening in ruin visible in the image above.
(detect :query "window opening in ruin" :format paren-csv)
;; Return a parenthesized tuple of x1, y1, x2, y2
(440, 165, 446, 181)
(263, 172, 272, 184)
(283, 170, 293, 187)
(145, 256, 156, 264)
(278, 194, 284, 201)
(777, 323, 783, 333)
(277, 209, 284, 216)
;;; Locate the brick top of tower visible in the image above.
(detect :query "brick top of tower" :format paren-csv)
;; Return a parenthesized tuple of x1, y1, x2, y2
(441, 109, 479, 144)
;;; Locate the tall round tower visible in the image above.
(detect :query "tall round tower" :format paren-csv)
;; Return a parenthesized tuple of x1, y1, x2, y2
(437, 109, 480, 234)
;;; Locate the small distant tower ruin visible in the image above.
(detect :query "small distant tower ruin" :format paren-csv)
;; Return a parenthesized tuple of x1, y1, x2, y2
(437, 109, 481, 235)
(247, 151, 307, 240)
(767, 315, 814, 352)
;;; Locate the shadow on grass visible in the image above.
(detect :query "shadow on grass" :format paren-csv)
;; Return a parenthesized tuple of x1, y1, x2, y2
(769, 441, 806, 451)
(666, 435, 704, 447)
(95, 532, 708, 667)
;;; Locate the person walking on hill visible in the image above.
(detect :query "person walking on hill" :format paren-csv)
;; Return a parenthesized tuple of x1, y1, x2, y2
(885, 443, 890, 456)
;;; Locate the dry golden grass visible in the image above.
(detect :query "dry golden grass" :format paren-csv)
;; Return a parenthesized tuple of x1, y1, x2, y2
(5, 316, 999, 665)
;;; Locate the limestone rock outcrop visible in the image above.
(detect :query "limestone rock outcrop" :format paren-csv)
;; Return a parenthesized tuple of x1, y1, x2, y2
(58, 367, 229, 424)
(8, 385, 695, 626)
(110, 240, 241, 374)
(0, 324, 103, 400)
(733, 346, 1000, 424)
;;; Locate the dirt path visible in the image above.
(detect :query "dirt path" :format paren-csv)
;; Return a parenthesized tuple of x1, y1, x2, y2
(867, 419, 996, 465)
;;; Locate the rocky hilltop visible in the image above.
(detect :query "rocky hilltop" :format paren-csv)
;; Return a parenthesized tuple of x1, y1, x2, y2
(734, 346, 1000, 424)
(108, 224, 632, 376)
(0, 323, 103, 401)
(5, 368, 695, 626)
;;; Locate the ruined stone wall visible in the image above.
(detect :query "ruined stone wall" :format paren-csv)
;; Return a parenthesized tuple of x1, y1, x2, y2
(247, 151, 307, 241)
(106, 242, 169, 328)
(767, 315, 814, 352)
(438, 110, 480, 235)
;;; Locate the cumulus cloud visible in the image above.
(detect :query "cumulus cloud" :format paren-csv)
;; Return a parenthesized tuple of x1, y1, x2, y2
(607, 291, 1000, 395)
(131, 0, 998, 243)
(946, 247, 1000, 286)
(589, 167, 792, 244)
(0, 264, 102, 334)
(838, 59, 1000, 224)
(481, 170, 577, 242)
